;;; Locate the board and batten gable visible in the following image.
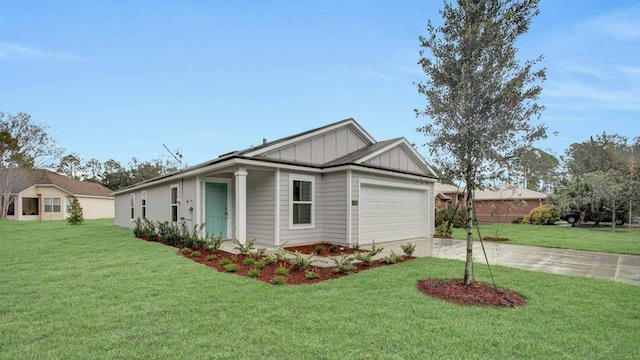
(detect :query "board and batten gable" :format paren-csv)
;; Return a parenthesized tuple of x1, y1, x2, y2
(246, 169, 276, 245)
(363, 144, 427, 175)
(263, 126, 369, 165)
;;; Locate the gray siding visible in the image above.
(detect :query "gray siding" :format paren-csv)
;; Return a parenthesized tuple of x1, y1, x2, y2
(364, 144, 427, 175)
(246, 169, 275, 244)
(278, 170, 324, 245)
(322, 171, 348, 244)
(264, 126, 369, 165)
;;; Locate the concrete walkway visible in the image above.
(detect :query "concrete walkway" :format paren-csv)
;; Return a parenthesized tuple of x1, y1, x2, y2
(379, 238, 640, 285)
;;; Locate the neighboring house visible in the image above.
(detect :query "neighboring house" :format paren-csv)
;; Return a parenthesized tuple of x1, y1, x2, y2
(2, 169, 114, 221)
(473, 185, 547, 223)
(113, 118, 438, 246)
(434, 183, 466, 209)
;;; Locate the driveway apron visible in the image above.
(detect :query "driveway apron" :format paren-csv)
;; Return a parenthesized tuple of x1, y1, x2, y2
(383, 238, 640, 285)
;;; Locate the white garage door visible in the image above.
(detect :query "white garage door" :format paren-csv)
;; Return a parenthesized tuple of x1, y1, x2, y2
(359, 183, 428, 244)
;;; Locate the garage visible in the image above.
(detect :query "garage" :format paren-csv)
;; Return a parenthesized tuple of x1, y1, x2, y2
(359, 182, 429, 244)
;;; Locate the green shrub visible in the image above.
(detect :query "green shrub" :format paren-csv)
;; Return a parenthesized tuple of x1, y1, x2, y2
(288, 251, 314, 270)
(219, 259, 232, 266)
(332, 254, 355, 274)
(191, 251, 201, 258)
(354, 241, 383, 266)
(329, 245, 339, 253)
(133, 218, 144, 238)
(381, 250, 402, 264)
(523, 204, 560, 225)
(271, 276, 286, 285)
(232, 238, 256, 255)
(435, 206, 466, 228)
(435, 223, 453, 236)
(207, 236, 228, 252)
(249, 247, 267, 259)
(304, 271, 320, 279)
(243, 258, 255, 266)
(247, 269, 260, 278)
(276, 267, 289, 276)
(314, 245, 325, 255)
(254, 261, 265, 270)
(400, 242, 416, 257)
(205, 255, 216, 261)
(66, 196, 84, 225)
(512, 217, 523, 224)
(264, 248, 288, 266)
(224, 264, 239, 272)
(142, 218, 158, 240)
(180, 248, 192, 255)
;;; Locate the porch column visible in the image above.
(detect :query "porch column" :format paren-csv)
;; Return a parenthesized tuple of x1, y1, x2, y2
(234, 168, 247, 244)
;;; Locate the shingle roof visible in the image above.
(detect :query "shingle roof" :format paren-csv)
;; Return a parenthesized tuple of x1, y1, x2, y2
(2, 169, 113, 198)
(322, 138, 400, 167)
(473, 185, 547, 200)
(434, 182, 465, 194)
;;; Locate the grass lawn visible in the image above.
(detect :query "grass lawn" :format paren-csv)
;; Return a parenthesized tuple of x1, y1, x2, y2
(1, 219, 639, 359)
(451, 223, 640, 255)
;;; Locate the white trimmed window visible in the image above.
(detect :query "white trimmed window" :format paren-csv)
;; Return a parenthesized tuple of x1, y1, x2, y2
(170, 185, 178, 222)
(66, 197, 72, 214)
(130, 194, 135, 220)
(44, 198, 61, 213)
(290, 174, 314, 228)
(141, 191, 147, 219)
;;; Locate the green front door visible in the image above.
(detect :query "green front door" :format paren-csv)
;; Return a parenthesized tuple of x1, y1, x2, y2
(205, 183, 227, 238)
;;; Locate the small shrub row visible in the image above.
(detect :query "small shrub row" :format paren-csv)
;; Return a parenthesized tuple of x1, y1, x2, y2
(523, 204, 560, 225)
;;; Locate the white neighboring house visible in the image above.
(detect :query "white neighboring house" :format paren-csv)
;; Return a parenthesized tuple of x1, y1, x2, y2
(2, 169, 114, 221)
(113, 118, 438, 246)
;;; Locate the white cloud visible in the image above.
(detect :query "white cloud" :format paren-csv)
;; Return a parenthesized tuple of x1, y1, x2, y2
(619, 66, 640, 76)
(557, 62, 608, 79)
(544, 81, 640, 111)
(0, 42, 84, 62)
(584, 5, 640, 42)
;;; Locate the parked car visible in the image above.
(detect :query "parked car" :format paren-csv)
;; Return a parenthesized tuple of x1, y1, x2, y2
(560, 209, 626, 225)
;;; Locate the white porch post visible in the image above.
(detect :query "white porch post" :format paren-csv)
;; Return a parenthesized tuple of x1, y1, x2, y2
(234, 168, 248, 244)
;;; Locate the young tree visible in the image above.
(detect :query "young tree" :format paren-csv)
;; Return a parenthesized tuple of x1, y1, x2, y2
(66, 196, 84, 225)
(582, 171, 629, 231)
(0, 112, 64, 218)
(416, 0, 546, 285)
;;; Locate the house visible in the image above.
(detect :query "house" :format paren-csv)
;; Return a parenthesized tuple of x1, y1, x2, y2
(113, 118, 438, 246)
(434, 183, 466, 209)
(2, 169, 114, 220)
(473, 185, 547, 223)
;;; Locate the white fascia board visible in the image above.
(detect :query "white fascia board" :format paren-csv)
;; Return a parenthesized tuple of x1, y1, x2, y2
(325, 164, 437, 182)
(234, 158, 323, 173)
(243, 119, 376, 157)
(356, 137, 438, 177)
(359, 177, 430, 191)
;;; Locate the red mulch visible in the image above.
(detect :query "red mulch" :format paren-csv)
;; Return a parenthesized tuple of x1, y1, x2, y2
(433, 235, 453, 239)
(136, 237, 413, 285)
(482, 237, 510, 242)
(284, 242, 363, 256)
(416, 279, 526, 308)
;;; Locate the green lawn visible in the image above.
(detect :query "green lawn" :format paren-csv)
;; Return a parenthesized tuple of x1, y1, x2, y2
(1, 219, 639, 359)
(451, 223, 640, 255)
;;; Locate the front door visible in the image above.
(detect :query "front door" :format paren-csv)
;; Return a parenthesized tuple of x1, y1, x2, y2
(205, 183, 227, 238)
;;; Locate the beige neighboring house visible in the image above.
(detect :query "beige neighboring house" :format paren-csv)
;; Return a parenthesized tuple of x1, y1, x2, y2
(2, 169, 114, 221)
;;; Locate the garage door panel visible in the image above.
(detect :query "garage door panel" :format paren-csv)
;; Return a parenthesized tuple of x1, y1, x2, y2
(359, 184, 428, 244)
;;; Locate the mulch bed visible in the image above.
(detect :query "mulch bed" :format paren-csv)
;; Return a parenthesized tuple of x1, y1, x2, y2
(136, 236, 413, 285)
(416, 279, 526, 308)
(284, 242, 363, 256)
(482, 237, 510, 242)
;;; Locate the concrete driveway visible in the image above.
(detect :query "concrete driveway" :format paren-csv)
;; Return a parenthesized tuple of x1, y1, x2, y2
(380, 238, 640, 285)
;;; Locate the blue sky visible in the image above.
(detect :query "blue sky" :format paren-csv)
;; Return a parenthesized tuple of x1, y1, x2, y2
(1, 0, 638, 168)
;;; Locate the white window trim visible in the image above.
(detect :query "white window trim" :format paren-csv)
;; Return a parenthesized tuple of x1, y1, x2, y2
(44, 197, 61, 213)
(130, 193, 135, 221)
(66, 197, 72, 215)
(141, 191, 147, 219)
(289, 174, 315, 230)
(170, 184, 179, 223)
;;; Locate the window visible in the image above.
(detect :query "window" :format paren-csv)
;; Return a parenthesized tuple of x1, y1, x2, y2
(290, 175, 314, 227)
(44, 198, 61, 213)
(22, 197, 39, 215)
(66, 197, 72, 213)
(130, 194, 135, 220)
(6, 196, 15, 216)
(141, 191, 147, 219)
(170, 186, 178, 222)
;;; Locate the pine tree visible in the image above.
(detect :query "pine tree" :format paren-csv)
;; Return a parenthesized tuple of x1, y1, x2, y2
(67, 196, 84, 225)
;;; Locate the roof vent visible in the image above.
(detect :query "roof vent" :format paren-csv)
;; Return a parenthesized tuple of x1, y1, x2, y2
(263, 138, 267, 145)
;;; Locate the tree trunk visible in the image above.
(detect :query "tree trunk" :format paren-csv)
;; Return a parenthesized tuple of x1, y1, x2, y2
(577, 208, 586, 228)
(463, 186, 474, 285)
(611, 200, 616, 232)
